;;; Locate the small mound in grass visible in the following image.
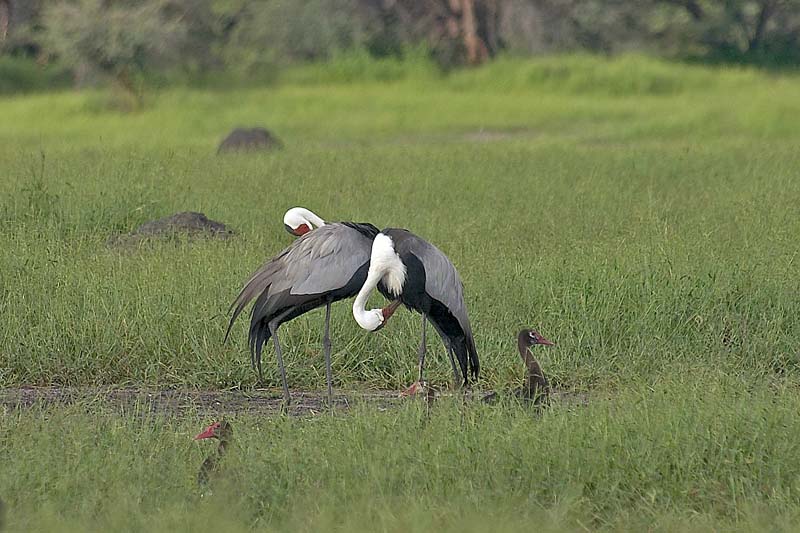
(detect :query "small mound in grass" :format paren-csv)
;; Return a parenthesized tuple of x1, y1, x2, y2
(107, 211, 234, 248)
(217, 127, 283, 154)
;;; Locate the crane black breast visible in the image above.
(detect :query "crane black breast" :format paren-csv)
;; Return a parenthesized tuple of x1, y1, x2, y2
(399, 252, 465, 341)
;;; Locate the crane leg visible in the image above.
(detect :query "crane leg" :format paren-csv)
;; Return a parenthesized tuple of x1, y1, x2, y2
(323, 301, 333, 407)
(448, 348, 460, 388)
(401, 313, 428, 397)
(268, 319, 291, 405)
(417, 313, 427, 382)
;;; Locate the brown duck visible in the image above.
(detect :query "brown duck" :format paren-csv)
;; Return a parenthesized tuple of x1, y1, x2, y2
(194, 420, 233, 487)
(484, 328, 554, 405)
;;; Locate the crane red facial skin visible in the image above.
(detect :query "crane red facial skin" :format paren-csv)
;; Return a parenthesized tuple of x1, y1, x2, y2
(283, 223, 311, 236)
(293, 224, 311, 236)
(194, 422, 222, 440)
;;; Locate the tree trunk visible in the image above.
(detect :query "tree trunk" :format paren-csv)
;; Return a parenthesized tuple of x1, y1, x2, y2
(459, 0, 488, 64)
(0, 0, 10, 43)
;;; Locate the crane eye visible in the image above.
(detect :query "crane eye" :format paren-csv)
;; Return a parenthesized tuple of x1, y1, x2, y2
(529, 331, 536, 339)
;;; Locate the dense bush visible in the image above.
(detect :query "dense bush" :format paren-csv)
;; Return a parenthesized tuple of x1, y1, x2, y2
(0, 0, 796, 95)
(0, 56, 70, 93)
(39, 0, 187, 105)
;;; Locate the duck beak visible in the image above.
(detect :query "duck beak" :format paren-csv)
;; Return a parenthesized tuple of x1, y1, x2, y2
(538, 336, 555, 346)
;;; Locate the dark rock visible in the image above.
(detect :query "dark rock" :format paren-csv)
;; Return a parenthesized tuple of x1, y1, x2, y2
(107, 212, 234, 248)
(217, 127, 282, 154)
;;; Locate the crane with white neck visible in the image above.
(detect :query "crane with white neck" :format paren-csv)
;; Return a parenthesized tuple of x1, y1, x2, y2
(352, 229, 479, 392)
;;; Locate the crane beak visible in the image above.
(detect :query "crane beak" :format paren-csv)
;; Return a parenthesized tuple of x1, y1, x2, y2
(373, 300, 402, 332)
(382, 300, 402, 321)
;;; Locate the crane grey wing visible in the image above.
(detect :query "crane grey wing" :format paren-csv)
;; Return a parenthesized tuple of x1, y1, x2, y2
(386, 229, 471, 335)
(383, 227, 479, 383)
(416, 240, 472, 336)
(288, 227, 373, 295)
(225, 223, 373, 339)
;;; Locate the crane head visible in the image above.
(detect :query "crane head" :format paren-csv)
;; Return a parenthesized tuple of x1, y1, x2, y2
(283, 207, 324, 236)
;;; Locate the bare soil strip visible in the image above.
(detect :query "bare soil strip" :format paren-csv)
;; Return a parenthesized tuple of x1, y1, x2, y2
(0, 387, 411, 417)
(1, 386, 588, 417)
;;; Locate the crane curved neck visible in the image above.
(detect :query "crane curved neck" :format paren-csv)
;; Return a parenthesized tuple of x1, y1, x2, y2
(284, 207, 326, 230)
(353, 267, 386, 329)
(352, 233, 406, 330)
(302, 209, 326, 228)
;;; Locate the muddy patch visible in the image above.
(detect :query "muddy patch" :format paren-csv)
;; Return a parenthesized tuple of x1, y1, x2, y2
(1, 387, 400, 417)
(1, 386, 587, 417)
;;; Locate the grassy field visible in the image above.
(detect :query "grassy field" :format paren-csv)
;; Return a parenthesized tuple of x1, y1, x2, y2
(1, 54, 800, 530)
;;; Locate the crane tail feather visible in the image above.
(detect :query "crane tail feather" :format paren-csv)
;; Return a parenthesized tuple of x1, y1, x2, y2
(249, 320, 270, 383)
(466, 333, 480, 382)
(451, 333, 480, 387)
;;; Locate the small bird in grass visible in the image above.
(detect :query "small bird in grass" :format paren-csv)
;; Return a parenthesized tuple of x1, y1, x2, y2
(484, 328, 554, 405)
(194, 420, 233, 489)
(400, 379, 438, 419)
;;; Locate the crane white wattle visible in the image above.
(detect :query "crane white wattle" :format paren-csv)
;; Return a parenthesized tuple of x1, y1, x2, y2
(352, 233, 407, 331)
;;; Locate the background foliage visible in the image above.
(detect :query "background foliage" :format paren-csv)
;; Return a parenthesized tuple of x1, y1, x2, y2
(1, 0, 798, 96)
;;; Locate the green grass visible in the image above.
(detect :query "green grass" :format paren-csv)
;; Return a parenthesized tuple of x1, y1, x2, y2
(1, 54, 800, 530)
(4, 376, 800, 532)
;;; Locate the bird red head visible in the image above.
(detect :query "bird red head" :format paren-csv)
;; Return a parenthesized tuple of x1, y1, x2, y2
(194, 421, 223, 440)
